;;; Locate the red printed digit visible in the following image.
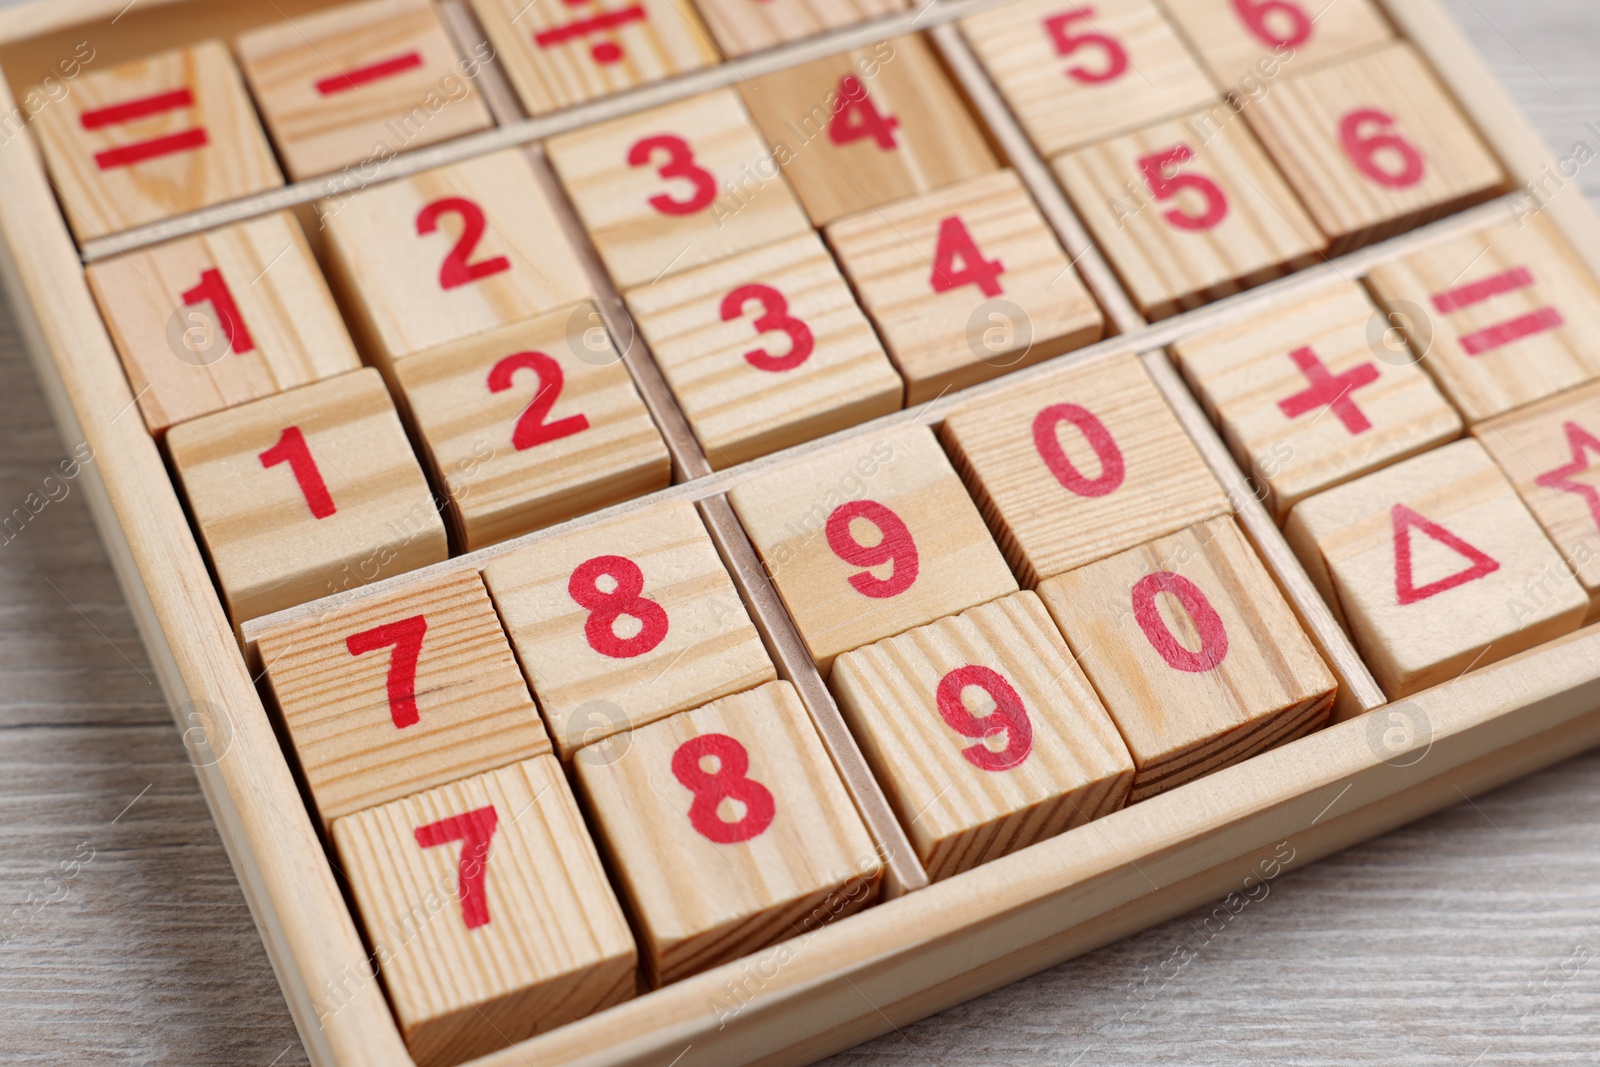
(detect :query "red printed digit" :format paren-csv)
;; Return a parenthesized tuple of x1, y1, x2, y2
(930, 216, 1005, 297)
(719, 284, 815, 373)
(1043, 7, 1129, 84)
(671, 733, 775, 844)
(1230, 0, 1312, 48)
(414, 806, 499, 930)
(345, 615, 428, 729)
(627, 134, 718, 216)
(487, 350, 589, 451)
(826, 499, 920, 599)
(568, 554, 670, 658)
(180, 268, 255, 355)
(1338, 109, 1424, 189)
(259, 426, 336, 519)
(828, 74, 900, 150)
(935, 665, 1034, 772)
(415, 197, 511, 290)
(1391, 504, 1499, 605)
(1139, 145, 1228, 231)
(1131, 572, 1229, 673)
(1032, 403, 1125, 498)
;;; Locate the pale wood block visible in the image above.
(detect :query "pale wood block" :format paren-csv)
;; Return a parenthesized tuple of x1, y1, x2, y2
(469, 0, 717, 117)
(1053, 107, 1326, 319)
(824, 170, 1104, 404)
(393, 303, 671, 550)
(256, 569, 550, 826)
(332, 755, 635, 1067)
(482, 500, 775, 757)
(235, 0, 494, 181)
(830, 591, 1133, 880)
(1160, 0, 1393, 90)
(1242, 42, 1506, 252)
(940, 353, 1231, 587)
(727, 424, 1019, 673)
(696, 0, 908, 58)
(623, 232, 902, 468)
(546, 88, 812, 290)
(1037, 515, 1336, 801)
(1171, 279, 1463, 521)
(737, 35, 1000, 227)
(166, 368, 448, 623)
(28, 40, 282, 241)
(573, 680, 880, 984)
(1364, 214, 1600, 422)
(1283, 438, 1586, 699)
(319, 148, 594, 366)
(84, 210, 360, 435)
(959, 0, 1218, 158)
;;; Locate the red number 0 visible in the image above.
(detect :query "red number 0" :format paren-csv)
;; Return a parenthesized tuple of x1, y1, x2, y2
(720, 284, 815, 373)
(415, 197, 511, 291)
(259, 426, 335, 519)
(1139, 145, 1229, 231)
(568, 554, 670, 659)
(346, 615, 427, 729)
(1132, 572, 1229, 673)
(181, 268, 255, 355)
(826, 499, 920, 599)
(1043, 7, 1129, 84)
(1339, 109, 1425, 189)
(1231, 0, 1311, 47)
(671, 733, 775, 844)
(628, 134, 718, 216)
(935, 665, 1034, 772)
(1032, 403, 1125, 498)
(487, 350, 589, 451)
(414, 806, 498, 929)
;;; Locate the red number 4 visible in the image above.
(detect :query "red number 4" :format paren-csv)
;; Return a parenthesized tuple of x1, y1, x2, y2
(414, 806, 499, 929)
(930, 216, 1005, 297)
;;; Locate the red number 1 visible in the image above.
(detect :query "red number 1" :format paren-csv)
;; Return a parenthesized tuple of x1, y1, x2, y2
(414, 806, 499, 929)
(346, 615, 428, 729)
(259, 426, 335, 519)
(181, 268, 255, 355)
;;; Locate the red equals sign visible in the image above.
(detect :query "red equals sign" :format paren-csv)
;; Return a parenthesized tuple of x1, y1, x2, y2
(534, 4, 648, 65)
(81, 87, 210, 170)
(1430, 265, 1565, 357)
(315, 50, 426, 96)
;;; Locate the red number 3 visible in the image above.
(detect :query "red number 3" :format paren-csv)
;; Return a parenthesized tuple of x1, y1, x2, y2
(628, 134, 718, 216)
(672, 733, 775, 844)
(720, 283, 815, 373)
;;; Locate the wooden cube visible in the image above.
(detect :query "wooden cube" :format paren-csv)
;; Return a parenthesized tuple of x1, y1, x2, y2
(546, 89, 811, 291)
(830, 591, 1134, 880)
(624, 232, 902, 468)
(166, 368, 447, 623)
(236, 0, 494, 181)
(28, 40, 282, 241)
(319, 148, 594, 367)
(737, 35, 999, 227)
(1160, 0, 1392, 91)
(333, 756, 635, 1067)
(1038, 515, 1337, 801)
(1054, 107, 1326, 319)
(573, 680, 881, 985)
(960, 0, 1217, 157)
(727, 424, 1019, 673)
(1171, 279, 1462, 520)
(482, 501, 775, 757)
(393, 303, 671, 550)
(940, 353, 1231, 587)
(469, 0, 717, 116)
(1475, 380, 1600, 622)
(825, 170, 1104, 404)
(696, 0, 907, 58)
(1365, 214, 1600, 422)
(256, 569, 550, 826)
(1243, 42, 1506, 252)
(1284, 439, 1587, 699)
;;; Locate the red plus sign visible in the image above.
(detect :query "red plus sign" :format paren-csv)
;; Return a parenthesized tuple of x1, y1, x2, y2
(1276, 346, 1380, 435)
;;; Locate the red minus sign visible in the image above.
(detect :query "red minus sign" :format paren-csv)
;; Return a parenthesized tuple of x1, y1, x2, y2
(315, 51, 426, 95)
(81, 88, 194, 129)
(94, 128, 210, 169)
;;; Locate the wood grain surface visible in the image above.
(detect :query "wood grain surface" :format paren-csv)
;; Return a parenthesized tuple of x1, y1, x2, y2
(4, 2, 1600, 1066)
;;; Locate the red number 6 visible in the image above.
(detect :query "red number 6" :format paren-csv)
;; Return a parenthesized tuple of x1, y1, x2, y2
(1339, 109, 1425, 189)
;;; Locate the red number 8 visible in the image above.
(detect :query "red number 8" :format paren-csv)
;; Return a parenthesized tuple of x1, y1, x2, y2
(568, 554, 670, 659)
(935, 665, 1034, 772)
(671, 733, 775, 844)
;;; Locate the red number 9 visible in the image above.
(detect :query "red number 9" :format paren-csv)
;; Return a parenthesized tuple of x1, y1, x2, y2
(935, 665, 1034, 772)
(825, 499, 920, 599)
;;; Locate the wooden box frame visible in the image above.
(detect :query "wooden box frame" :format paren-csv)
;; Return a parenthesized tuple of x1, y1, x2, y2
(1, 1, 1597, 1065)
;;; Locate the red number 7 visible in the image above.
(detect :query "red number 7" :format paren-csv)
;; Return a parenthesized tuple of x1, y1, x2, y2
(414, 805, 499, 930)
(346, 615, 428, 729)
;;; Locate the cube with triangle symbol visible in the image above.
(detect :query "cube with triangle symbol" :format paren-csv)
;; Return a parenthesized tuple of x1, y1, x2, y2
(1284, 438, 1587, 698)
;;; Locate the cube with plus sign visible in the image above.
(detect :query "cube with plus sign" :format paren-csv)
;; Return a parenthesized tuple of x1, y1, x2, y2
(1171, 279, 1462, 520)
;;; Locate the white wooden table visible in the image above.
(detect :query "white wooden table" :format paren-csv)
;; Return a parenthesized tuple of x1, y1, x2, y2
(3, 1, 1599, 1063)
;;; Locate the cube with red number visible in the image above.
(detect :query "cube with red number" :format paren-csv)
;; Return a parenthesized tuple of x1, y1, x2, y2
(573, 680, 881, 985)
(824, 169, 1104, 404)
(727, 423, 1020, 673)
(167, 367, 447, 622)
(546, 88, 812, 290)
(255, 569, 551, 826)
(333, 756, 636, 1067)
(1161, 0, 1393, 91)
(1054, 107, 1326, 318)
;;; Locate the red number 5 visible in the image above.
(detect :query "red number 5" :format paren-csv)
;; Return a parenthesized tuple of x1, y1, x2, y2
(628, 134, 718, 216)
(720, 283, 815, 373)
(1044, 7, 1129, 85)
(1139, 145, 1228, 231)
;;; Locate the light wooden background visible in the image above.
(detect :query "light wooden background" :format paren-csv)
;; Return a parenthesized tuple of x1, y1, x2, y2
(3, 1, 1600, 1063)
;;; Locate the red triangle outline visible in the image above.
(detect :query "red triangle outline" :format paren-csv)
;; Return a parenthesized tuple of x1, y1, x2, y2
(1391, 503, 1500, 605)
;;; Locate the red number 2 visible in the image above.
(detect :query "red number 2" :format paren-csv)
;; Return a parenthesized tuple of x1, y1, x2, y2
(1139, 145, 1229, 231)
(1339, 109, 1425, 189)
(259, 426, 335, 519)
(825, 499, 920, 599)
(628, 134, 718, 216)
(487, 351, 589, 451)
(930, 216, 1005, 297)
(936, 665, 1034, 772)
(415, 197, 511, 291)
(720, 284, 815, 373)
(1132, 572, 1229, 673)
(1043, 7, 1129, 84)
(346, 615, 427, 729)
(671, 734, 775, 844)
(568, 554, 670, 659)
(181, 268, 255, 355)
(828, 74, 900, 150)
(414, 806, 499, 929)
